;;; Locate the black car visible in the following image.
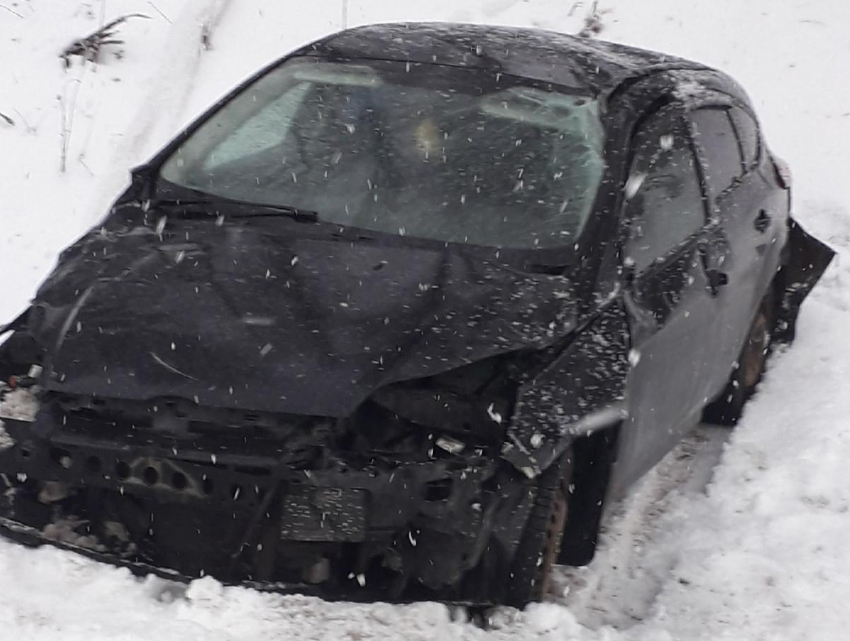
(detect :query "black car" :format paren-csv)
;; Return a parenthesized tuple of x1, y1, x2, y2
(0, 23, 833, 607)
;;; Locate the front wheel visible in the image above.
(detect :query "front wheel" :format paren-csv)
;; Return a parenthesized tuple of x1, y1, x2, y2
(703, 290, 774, 425)
(505, 452, 572, 608)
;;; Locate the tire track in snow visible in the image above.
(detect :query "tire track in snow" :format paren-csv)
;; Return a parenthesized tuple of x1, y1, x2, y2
(551, 425, 730, 630)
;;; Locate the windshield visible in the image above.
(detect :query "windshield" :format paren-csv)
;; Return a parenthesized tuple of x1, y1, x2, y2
(159, 58, 605, 249)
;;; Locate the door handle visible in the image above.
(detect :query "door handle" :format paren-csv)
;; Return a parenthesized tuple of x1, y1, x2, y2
(698, 237, 730, 296)
(754, 209, 771, 233)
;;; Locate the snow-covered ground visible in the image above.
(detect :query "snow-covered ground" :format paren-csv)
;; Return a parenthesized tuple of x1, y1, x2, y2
(1, 1, 849, 639)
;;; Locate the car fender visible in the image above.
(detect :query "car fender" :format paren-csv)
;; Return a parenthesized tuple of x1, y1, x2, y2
(501, 299, 631, 478)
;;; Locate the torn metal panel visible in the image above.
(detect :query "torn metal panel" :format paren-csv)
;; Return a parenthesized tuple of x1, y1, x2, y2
(775, 218, 835, 342)
(502, 301, 631, 477)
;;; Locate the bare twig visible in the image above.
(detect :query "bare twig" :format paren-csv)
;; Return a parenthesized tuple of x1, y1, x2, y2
(58, 96, 67, 172)
(58, 78, 83, 173)
(578, 1, 604, 38)
(61, 13, 150, 67)
(76, 94, 101, 167)
(200, 24, 212, 50)
(58, 96, 68, 172)
(147, 1, 171, 23)
(13, 109, 37, 134)
(0, 4, 24, 18)
(0, 111, 13, 126)
(77, 157, 95, 176)
(200, 0, 232, 51)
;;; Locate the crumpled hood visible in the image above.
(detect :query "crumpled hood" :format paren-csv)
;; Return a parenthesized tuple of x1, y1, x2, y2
(28, 217, 578, 417)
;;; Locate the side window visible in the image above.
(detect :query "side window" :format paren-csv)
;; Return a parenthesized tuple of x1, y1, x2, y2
(625, 113, 706, 273)
(729, 107, 760, 168)
(690, 108, 742, 196)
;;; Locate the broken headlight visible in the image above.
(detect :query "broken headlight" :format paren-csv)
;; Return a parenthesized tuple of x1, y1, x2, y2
(364, 356, 517, 458)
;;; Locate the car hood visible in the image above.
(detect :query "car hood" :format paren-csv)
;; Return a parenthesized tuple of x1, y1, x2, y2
(27, 216, 579, 417)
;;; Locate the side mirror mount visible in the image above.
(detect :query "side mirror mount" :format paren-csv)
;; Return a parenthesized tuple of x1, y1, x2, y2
(120, 165, 156, 204)
(620, 256, 637, 289)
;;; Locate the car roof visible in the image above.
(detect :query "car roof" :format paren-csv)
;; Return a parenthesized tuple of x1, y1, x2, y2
(304, 22, 712, 96)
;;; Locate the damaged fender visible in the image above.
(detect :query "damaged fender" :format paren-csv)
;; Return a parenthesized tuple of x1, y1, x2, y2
(501, 299, 631, 478)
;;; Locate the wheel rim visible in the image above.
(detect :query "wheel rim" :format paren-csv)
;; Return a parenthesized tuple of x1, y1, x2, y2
(740, 307, 771, 389)
(537, 484, 568, 597)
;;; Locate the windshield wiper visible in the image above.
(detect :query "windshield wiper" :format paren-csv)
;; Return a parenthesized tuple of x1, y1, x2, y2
(152, 196, 319, 223)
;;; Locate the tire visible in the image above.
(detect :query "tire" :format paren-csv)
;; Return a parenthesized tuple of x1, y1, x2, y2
(703, 290, 774, 426)
(505, 451, 572, 608)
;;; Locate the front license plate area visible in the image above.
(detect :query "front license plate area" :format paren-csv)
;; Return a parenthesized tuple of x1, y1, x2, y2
(280, 487, 367, 542)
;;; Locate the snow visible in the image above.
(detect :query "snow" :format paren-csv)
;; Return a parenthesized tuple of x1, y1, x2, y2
(0, 386, 40, 422)
(1, 0, 849, 640)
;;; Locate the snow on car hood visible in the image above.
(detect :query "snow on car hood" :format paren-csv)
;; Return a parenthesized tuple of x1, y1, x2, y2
(27, 216, 578, 417)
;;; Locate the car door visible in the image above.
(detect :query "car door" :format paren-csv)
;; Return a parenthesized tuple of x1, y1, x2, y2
(688, 104, 786, 390)
(609, 105, 722, 495)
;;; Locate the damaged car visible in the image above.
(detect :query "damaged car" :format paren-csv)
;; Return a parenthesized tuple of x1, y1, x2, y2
(0, 23, 834, 607)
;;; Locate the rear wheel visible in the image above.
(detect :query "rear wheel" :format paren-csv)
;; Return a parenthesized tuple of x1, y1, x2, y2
(704, 290, 774, 425)
(505, 452, 571, 608)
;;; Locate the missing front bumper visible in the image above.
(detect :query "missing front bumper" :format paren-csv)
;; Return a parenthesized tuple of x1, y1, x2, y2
(0, 408, 528, 604)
